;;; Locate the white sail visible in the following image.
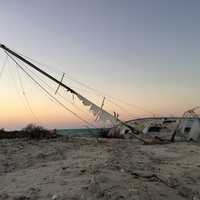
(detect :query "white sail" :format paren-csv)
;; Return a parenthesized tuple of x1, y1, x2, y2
(77, 94, 118, 125)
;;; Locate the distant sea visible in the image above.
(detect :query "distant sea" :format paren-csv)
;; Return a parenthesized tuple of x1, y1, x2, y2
(57, 128, 108, 137)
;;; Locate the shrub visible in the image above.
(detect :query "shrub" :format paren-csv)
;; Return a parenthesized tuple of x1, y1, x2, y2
(23, 124, 50, 139)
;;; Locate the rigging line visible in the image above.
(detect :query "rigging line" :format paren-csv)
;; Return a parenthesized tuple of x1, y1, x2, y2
(66, 85, 138, 117)
(5, 53, 75, 124)
(55, 72, 65, 94)
(62, 74, 153, 111)
(19, 63, 93, 119)
(28, 71, 138, 117)
(63, 75, 156, 116)
(14, 48, 156, 115)
(104, 99, 141, 117)
(14, 49, 62, 75)
(6, 59, 34, 120)
(15, 65, 40, 124)
(0, 54, 8, 78)
(5, 50, 39, 122)
(6, 52, 96, 128)
(14, 49, 156, 115)
(58, 79, 143, 117)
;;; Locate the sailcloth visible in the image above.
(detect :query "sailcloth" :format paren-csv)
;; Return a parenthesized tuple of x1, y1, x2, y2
(76, 94, 118, 125)
(0, 44, 122, 126)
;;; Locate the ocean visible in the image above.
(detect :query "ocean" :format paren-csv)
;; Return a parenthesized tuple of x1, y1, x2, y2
(57, 128, 109, 138)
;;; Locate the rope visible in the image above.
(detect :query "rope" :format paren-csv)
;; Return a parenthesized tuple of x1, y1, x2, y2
(6, 59, 37, 121)
(5, 50, 149, 143)
(6, 52, 96, 128)
(14, 49, 62, 76)
(55, 72, 65, 94)
(13, 49, 157, 116)
(0, 54, 8, 78)
(15, 66, 40, 123)
(18, 62, 93, 119)
(63, 74, 157, 116)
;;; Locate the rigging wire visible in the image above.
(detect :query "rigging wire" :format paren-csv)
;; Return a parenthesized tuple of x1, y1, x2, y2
(14, 49, 62, 76)
(17, 60, 93, 120)
(45, 71, 156, 115)
(6, 57, 37, 122)
(14, 49, 156, 116)
(0, 54, 8, 78)
(17, 64, 102, 132)
(61, 76, 152, 117)
(6, 52, 96, 128)
(64, 75, 156, 116)
(15, 65, 40, 124)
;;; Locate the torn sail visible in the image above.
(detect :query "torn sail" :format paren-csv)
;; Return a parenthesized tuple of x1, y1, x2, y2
(77, 94, 118, 125)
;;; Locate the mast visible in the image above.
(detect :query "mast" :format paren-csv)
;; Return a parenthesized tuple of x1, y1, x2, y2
(0, 44, 142, 137)
(0, 44, 77, 95)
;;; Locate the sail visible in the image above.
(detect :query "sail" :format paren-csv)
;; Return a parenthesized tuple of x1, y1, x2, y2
(0, 44, 120, 127)
(77, 94, 118, 125)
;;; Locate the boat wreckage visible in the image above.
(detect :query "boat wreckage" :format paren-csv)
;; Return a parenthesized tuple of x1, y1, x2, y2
(109, 107, 200, 143)
(0, 44, 200, 144)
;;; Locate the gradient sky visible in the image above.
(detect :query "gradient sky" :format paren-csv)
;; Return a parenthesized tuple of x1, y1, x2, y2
(0, 0, 200, 129)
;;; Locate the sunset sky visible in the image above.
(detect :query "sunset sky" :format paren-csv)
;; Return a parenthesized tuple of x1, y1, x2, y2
(0, 0, 200, 129)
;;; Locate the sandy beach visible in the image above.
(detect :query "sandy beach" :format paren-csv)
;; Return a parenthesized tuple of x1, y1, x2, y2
(0, 137, 200, 200)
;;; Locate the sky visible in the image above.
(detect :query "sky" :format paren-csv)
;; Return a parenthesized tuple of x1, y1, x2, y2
(0, 0, 200, 129)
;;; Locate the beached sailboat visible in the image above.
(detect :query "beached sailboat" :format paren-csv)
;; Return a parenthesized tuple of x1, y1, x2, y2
(0, 44, 145, 140)
(1, 44, 200, 143)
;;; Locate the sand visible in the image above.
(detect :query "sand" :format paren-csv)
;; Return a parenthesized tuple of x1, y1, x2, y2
(0, 137, 200, 200)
